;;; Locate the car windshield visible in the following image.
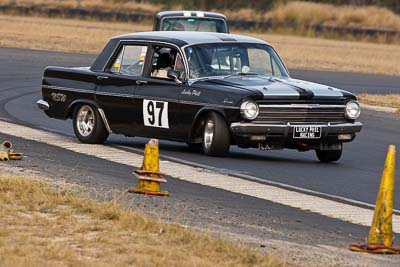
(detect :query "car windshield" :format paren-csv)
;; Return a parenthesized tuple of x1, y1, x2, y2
(161, 17, 228, 33)
(184, 43, 288, 79)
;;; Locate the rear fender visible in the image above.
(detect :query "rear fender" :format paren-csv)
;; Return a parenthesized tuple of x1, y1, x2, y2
(66, 100, 112, 133)
(65, 99, 99, 119)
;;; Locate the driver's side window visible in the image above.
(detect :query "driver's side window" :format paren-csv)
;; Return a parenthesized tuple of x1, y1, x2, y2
(149, 46, 185, 80)
(110, 45, 147, 76)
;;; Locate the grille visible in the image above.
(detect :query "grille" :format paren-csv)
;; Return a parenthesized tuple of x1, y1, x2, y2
(254, 104, 347, 124)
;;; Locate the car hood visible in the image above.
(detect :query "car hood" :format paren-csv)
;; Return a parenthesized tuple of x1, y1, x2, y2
(194, 76, 354, 100)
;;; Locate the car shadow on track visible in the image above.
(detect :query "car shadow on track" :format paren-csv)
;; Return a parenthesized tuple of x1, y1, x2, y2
(108, 136, 325, 165)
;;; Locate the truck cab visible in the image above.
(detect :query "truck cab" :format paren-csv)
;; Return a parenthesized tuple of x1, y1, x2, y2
(153, 11, 229, 33)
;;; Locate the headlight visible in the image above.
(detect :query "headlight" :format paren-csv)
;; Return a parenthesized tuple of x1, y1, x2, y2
(345, 101, 361, 119)
(240, 100, 259, 120)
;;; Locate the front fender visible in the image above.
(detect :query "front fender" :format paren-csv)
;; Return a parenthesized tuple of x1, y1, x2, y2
(188, 107, 227, 142)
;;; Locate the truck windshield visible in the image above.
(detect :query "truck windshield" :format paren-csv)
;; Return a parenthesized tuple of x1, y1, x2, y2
(185, 43, 289, 79)
(161, 17, 228, 33)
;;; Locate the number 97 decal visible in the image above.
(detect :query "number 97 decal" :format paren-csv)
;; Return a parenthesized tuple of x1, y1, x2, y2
(143, 100, 169, 128)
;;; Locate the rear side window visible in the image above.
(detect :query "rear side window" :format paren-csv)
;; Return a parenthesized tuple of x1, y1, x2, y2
(110, 45, 147, 76)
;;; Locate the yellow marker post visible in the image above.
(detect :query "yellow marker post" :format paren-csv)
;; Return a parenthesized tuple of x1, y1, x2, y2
(349, 145, 400, 254)
(128, 139, 169, 196)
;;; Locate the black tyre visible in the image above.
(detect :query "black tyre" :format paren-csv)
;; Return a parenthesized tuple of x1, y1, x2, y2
(202, 112, 230, 156)
(73, 104, 109, 144)
(315, 146, 342, 163)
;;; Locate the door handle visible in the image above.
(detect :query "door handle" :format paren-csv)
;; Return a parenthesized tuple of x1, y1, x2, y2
(136, 80, 148, 85)
(97, 76, 109, 81)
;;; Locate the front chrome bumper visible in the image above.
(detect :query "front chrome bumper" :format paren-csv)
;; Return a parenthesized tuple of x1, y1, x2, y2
(36, 99, 49, 110)
(230, 122, 363, 137)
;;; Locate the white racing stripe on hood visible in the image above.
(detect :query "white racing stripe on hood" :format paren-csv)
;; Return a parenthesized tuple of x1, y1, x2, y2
(283, 78, 345, 98)
(246, 84, 301, 98)
(204, 76, 347, 99)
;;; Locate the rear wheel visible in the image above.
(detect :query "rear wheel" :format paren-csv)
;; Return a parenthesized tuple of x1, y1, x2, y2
(202, 112, 230, 156)
(315, 145, 342, 162)
(73, 104, 109, 144)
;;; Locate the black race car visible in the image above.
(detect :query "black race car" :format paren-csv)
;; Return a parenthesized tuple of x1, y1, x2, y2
(37, 31, 362, 162)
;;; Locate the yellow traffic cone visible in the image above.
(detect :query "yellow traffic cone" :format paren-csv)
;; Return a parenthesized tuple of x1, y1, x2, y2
(349, 145, 400, 254)
(0, 141, 23, 160)
(1, 141, 12, 150)
(8, 151, 23, 160)
(0, 151, 8, 161)
(0, 141, 11, 161)
(128, 139, 169, 196)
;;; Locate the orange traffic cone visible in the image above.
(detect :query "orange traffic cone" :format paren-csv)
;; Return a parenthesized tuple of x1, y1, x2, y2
(128, 139, 169, 196)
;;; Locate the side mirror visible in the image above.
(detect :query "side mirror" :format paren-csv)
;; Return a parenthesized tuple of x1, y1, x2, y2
(167, 70, 182, 85)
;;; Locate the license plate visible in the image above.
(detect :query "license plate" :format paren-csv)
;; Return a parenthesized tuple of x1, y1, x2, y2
(293, 126, 321, 139)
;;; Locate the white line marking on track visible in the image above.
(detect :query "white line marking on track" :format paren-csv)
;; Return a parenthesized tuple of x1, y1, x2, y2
(0, 120, 397, 231)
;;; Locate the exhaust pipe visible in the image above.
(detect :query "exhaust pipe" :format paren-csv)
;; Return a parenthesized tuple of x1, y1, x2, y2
(297, 143, 309, 152)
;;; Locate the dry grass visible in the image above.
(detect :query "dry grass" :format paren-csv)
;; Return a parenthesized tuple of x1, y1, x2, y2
(264, 1, 400, 30)
(358, 94, 400, 111)
(222, 7, 264, 22)
(0, 14, 399, 76)
(0, 14, 149, 53)
(0, 174, 284, 266)
(243, 32, 400, 76)
(5, 0, 400, 32)
(1, 0, 400, 45)
(0, 0, 161, 13)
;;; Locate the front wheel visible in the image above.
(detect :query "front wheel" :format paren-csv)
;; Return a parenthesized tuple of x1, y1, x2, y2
(202, 112, 230, 156)
(73, 104, 109, 144)
(315, 145, 342, 163)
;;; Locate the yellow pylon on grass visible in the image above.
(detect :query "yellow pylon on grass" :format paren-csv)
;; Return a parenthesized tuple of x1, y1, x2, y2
(0, 141, 23, 161)
(349, 145, 399, 254)
(0, 141, 11, 161)
(0, 150, 8, 161)
(128, 139, 169, 196)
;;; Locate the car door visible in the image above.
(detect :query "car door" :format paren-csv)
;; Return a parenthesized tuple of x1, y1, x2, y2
(95, 43, 148, 136)
(132, 45, 189, 141)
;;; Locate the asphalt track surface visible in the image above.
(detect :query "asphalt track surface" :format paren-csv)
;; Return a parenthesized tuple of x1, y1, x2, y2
(1, 46, 400, 210)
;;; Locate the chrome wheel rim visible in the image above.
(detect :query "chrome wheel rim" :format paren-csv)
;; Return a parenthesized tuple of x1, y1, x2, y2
(203, 119, 214, 150)
(77, 105, 95, 137)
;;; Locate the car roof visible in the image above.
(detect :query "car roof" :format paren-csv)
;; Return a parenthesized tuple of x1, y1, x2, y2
(91, 32, 271, 72)
(112, 31, 269, 47)
(155, 11, 227, 20)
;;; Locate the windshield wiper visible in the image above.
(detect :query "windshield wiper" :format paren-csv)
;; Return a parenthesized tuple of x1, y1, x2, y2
(188, 75, 229, 85)
(188, 72, 259, 85)
(223, 72, 258, 78)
